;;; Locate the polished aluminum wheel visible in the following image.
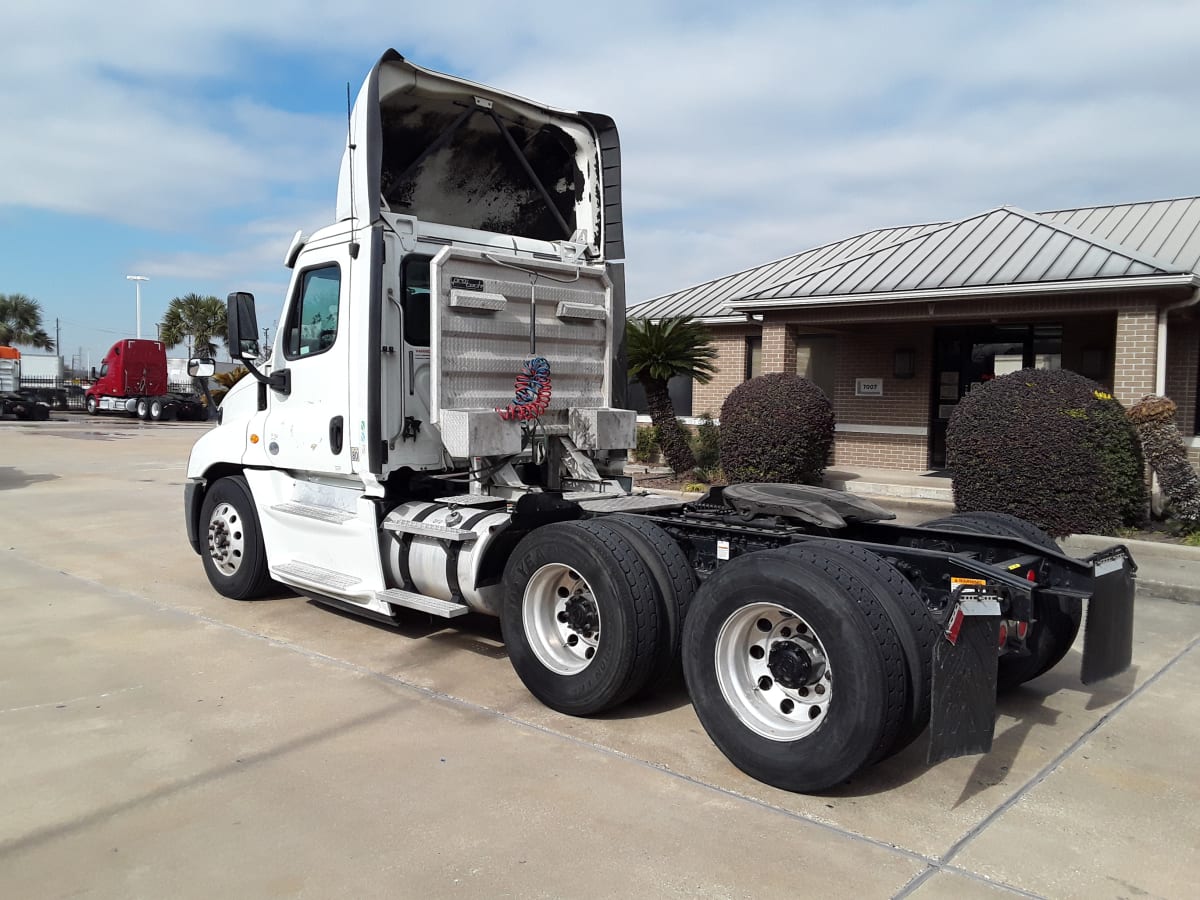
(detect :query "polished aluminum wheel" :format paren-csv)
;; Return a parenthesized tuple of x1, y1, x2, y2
(206, 501, 245, 577)
(715, 602, 832, 741)
(522, 564, 601, 676)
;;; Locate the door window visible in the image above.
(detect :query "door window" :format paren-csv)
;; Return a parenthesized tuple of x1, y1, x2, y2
(284, 264, 342, 359)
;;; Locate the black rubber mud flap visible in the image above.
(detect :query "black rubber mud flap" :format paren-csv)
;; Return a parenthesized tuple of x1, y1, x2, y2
(1080, 553, 1136, 685)
(928, 611, 999, 766)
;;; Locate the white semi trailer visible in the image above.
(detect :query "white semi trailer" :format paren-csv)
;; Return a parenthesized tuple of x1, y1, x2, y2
(185, 52, 1137, 792)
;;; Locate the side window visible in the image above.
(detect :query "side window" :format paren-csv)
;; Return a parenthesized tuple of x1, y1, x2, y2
(402, 256, 431, 347)
(284, 264, 342, 360)
(99, 362, 109, 377)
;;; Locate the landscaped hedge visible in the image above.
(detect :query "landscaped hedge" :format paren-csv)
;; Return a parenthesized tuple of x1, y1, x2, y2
(719, 374, 834, 485)
(947, 368, 1145, 536)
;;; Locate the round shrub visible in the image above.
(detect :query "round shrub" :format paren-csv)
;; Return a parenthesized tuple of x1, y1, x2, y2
(947, 368, 1145, 536)
(719, 374, 834, 485)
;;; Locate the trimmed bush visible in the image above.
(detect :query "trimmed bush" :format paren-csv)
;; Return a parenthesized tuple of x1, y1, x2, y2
(947, 368, 1145, 536)
(690, 413, 721, 471)
(632, 425, 660, 464)
(719, 374, 834, 485)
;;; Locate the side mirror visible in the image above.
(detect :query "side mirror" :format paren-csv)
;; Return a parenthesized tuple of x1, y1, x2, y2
(188, 357, 216, 378)
(227, 292, 261, 359)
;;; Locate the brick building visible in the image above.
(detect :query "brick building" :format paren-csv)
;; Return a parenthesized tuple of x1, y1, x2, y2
(629, 198, 1200, 472)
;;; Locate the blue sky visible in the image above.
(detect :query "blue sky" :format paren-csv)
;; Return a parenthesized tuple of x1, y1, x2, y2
(2, 1, 1198, 369)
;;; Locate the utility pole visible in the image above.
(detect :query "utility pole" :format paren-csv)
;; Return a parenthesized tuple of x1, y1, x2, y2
(56, 318, 61, 356)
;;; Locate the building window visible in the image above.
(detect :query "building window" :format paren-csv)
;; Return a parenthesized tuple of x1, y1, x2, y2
(745, 336, 762, 380)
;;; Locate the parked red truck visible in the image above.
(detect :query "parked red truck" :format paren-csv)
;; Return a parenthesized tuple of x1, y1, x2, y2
(85, 339, 208, 421)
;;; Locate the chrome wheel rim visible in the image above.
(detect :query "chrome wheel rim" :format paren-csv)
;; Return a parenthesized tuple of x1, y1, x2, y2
(522, 564, 601, 675)
(715, 602, 832, 741)
(207, 501, 245, 577)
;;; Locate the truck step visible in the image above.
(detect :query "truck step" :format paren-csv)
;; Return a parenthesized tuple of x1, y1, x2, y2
(271, 501, 357, 524)
(274, 561, 362, 591)
(381, 519, 479, 542)
(376, 589, 470, 618)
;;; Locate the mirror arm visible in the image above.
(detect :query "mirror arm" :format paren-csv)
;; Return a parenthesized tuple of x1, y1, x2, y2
(239, 355, 290, 395)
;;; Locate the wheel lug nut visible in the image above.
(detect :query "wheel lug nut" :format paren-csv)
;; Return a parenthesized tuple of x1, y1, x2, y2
(557, 611, 568, 623)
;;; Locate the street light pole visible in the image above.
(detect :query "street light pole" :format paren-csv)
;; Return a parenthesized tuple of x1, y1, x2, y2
(126, 275, 149, 339)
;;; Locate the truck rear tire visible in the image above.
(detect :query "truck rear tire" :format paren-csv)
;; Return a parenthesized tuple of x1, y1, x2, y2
(501, 520, 662, 716)
(200, 475, 275, 600)
(682, 547, 909, 792)
(136, 398, 150, 420)
(599, 514, 697, 692)
(794, 542, 937, 756)
(921, 512, 1081, 690)
(149, 398, 165, 421)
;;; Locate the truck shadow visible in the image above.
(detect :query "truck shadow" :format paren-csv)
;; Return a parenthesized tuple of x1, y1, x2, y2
(0, 467, 60, 491)
(304, 598, 510, 660)
(301, 596, 693, 714)
(820, 650, 1138, 801)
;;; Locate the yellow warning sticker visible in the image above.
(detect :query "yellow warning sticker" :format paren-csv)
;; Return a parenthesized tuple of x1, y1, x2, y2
(950, 577, 988, 590)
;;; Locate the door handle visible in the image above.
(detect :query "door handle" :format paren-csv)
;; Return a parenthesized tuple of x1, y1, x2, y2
(329, 416, 344, 455)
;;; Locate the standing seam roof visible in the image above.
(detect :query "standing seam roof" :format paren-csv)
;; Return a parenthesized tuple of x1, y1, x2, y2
(627, 196, 1200, 320)
(742, 207, 1185, 302)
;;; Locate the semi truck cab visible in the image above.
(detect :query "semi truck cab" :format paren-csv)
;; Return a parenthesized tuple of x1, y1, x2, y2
(185, 51, 1137, 795)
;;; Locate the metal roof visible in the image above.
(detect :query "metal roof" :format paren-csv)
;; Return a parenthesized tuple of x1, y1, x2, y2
(1040, 197, 1200, 273)
(628, 197, 1200, 320)
(629, 222, 943, 320)
(742, 206, 1186, 304)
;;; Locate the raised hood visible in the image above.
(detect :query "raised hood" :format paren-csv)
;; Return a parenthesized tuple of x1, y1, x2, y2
(336, 51, 623, 260)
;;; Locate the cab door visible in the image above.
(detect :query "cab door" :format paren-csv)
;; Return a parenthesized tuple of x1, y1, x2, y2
(262, 241, 353, 476)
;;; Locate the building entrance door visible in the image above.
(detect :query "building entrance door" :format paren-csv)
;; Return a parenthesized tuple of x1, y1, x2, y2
(929, 324, 1062, 467)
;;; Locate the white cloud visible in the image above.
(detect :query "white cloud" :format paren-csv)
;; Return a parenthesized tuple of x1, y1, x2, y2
(2, 0, 1198, 311)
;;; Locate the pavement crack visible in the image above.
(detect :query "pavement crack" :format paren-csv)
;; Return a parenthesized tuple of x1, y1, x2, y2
(0, 684, 144, 715)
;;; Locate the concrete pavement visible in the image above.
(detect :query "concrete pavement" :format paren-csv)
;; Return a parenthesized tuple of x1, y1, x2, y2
(2, 416, 1199, 898)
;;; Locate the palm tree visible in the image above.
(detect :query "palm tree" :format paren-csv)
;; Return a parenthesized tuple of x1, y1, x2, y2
(159, 293, 227, 357)
(627, 317, 717, 474)
(0, 293, 55, 350)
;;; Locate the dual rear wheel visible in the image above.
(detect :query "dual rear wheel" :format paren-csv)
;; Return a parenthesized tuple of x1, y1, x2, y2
(500, 516, 695, 716)
(503, 519, 936, 792)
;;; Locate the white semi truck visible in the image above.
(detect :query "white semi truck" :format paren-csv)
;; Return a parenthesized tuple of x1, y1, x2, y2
(185, 52, 1137, 792)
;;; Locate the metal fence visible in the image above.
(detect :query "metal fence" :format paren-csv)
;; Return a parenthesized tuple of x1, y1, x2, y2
(16, 377, 203, 411)
(16, 376, 88, 410)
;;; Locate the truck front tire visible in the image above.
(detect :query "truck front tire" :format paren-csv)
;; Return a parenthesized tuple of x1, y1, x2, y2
(199, 476, 275, 600)
(682, 547, 909, 793)
(501, 520, 663, 716)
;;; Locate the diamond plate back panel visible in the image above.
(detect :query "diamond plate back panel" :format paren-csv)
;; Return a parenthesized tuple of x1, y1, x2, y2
(429, 249, 613, 422)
